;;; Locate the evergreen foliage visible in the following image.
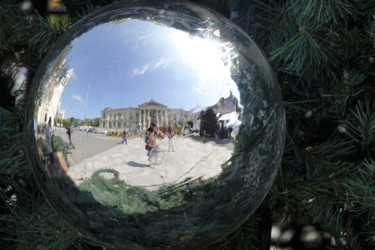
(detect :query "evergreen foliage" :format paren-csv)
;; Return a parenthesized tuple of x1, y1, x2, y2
(0, 0, 64, 70)
(51, 134, 75, 164)
(0, 108, 100, 249)
(1, 0, 375, 249)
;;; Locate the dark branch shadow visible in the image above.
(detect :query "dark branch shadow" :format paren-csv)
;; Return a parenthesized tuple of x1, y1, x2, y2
(184, 134, 234, 145)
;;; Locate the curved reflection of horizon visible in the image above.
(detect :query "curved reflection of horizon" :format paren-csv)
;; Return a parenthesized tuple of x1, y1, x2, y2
(59, 18, 240, 120)
(34, 15, 243, 190)
(26, 1, 285, 249)
(34, 16, 242, 189)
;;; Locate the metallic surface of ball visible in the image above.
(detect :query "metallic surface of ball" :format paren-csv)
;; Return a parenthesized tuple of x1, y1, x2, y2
(25, 1, 285, 248)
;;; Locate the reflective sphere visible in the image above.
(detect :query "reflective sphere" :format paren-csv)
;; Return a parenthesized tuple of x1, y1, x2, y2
(25, 1, 285, 249)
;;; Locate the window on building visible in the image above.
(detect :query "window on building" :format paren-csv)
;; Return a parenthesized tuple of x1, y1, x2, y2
(118, 122, 121, 128)
(103, 122, 106, 128)
(109, 122, 112, 128)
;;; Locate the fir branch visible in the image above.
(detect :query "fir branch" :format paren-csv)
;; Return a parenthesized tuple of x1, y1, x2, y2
(339, 159, 375, 247)
(319, 204, 363, 250)
(0, 107, 100, 249)
(0, 0, 374, 248)
(329, 24, 375, 77)
(287, 0, 359, 24)
(343, 96, 375, 154)
(0, 65, 19, 108)
(244, 0, 298, 54)
(59, 0, 115, 23)
(330, 69, 366, 116)
(0, 107, 31, 178)
(0, 186, 97, 250)
(213, 0, 249, 11)
(300, 136, 357, 162)
(270, 22, 337, 81)
(353, 0, 375, 15)
(205, 212, 261, 250)
(0, 1, 64, 71)
(371, 18, 375, 38)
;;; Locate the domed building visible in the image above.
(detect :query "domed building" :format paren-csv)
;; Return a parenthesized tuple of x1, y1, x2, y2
(100, 99, 198, 133)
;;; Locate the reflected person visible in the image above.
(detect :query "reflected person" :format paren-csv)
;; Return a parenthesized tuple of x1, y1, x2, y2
(167, 126, 175, 152)
(151, 121, 165, 139)
(145, 128, 158, 168)
(42, 122, 54, 163)
(121, 129, 127, 144)
(66, 125, 72, 144)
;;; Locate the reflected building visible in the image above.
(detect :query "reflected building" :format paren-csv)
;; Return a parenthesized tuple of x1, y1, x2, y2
(35, 59, 73, 126)
(100, 99, 197, 132)
(56, 109, 65, 119)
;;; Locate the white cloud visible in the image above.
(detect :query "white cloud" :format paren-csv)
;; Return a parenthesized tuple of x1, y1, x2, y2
(132, 64, 149, 75)
(70, 70, 77, 79)
(153, 57, 168, 69)
(193, 77, 206, 95)
(131, 58, 168, 76)
(71, 95, 83, 102)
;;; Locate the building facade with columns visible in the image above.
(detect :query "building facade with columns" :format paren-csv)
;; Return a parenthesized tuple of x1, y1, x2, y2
(100, 99, 197, 132)
(36, 59, 72, 126)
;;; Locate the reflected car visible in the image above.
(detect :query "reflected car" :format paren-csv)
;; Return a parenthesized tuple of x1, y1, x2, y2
(97, 128, 108, 135)
(87, 128, 96, 133)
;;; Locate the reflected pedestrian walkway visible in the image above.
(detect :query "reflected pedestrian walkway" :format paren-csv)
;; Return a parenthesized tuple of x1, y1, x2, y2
(67, 136, 234, 190)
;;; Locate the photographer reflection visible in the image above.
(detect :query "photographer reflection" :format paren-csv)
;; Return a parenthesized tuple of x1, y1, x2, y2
(145, 127, 159, 168)
(150, 121, 165, 139)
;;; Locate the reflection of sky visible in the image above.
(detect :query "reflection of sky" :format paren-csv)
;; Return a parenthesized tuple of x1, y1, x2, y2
(60, 19, 240, 119)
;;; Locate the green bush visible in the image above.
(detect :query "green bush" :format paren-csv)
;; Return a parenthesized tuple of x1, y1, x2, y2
(51, 135, 74, 164)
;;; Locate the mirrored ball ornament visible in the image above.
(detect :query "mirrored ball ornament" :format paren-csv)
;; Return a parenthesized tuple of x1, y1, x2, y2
(25, 1, 285, 249)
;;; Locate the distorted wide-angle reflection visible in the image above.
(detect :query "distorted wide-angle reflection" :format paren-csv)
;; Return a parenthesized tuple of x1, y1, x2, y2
(26, 1, 285, 248)
(34, 18, 241, 190)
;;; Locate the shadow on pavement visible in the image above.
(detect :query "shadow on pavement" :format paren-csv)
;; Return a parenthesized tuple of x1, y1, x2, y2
(127, 161, 149, 168)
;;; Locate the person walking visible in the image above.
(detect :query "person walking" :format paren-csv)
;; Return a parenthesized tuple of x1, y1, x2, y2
(66, 125, 72, 144)
(167, 126, 175, 152)
(121, 129, 127, 144)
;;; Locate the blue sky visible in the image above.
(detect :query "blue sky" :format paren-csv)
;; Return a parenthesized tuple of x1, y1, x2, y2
(58, 19, 240, 119)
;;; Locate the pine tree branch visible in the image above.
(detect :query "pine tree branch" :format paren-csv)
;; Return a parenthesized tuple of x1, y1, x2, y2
(270, 22, 338, 81)
(0, 0, 64, 71)
(59, 0, 115, 23)
(287, 0, 359, 24)
(341, 96, 375, 158)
